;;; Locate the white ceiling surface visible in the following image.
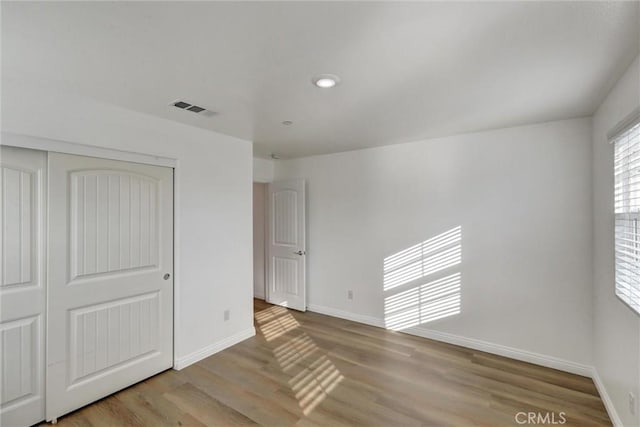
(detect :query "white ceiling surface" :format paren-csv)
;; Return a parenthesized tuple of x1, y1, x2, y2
(3, 2, 639, 158)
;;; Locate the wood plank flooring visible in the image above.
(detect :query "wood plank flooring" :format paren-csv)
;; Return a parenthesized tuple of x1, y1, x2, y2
(46, 299, 611, 426)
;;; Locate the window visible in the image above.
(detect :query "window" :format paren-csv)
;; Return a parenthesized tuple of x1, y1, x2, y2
(614, 119, 640, 315)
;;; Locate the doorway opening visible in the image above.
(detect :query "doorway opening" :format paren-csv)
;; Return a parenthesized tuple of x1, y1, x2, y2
(254, 179, 307, 311)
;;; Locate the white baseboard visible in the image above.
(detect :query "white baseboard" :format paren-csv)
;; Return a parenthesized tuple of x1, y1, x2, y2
(307, 304, 591, 376)
(307, 304, 385, 328)
(173, 327, 256, 370)
(591, 368, 624, 427)
(405, 326, 593, 377)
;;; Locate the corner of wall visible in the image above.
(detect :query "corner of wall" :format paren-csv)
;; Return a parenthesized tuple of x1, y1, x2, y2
(590, 54, 640, 427)
(592, 368, 625, 427)
(174, 327, 256, 370)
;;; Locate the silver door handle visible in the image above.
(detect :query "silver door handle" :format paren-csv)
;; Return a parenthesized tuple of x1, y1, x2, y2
(294, 250, 306, 256)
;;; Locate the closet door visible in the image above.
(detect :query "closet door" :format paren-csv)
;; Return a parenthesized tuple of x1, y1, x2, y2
(0, 146, 46, 427)
(46, 153, 174, 421)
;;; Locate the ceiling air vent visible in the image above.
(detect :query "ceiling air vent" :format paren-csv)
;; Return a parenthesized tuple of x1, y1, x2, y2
(171, 100, 216, 117)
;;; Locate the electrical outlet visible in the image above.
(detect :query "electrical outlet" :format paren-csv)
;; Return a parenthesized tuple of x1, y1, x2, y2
(347, 290, 353, 300)
(224, 309, 230, 321)
(629, 392, 636, 415)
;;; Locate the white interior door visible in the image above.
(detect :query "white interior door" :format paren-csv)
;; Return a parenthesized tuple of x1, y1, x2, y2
(267, 180, 306, 311)
(46, 152, 174, 421)
(0, 146, 46, 427)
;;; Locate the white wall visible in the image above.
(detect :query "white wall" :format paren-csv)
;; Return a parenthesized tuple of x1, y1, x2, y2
(275, 118, 594, 368)
(253, 182, 266, 299)
(253, 157, 275, 183)
(1, 79, 255, 367)
(592, 55, 640, 427)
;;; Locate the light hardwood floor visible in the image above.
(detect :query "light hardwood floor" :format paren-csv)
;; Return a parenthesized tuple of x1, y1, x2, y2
(45, 299, 611, 426)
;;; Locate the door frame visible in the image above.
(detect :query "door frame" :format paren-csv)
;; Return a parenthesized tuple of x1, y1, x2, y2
(252, 182, 268, 300)
(253, 174, 309, 308)
(0, 132, 181, 368)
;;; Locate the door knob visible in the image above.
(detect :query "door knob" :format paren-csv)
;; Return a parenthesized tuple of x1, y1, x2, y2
(163, 273, 171, 280)
(294, 250, 306, 256)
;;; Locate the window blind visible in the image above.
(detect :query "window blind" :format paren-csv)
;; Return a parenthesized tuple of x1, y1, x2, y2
(614, 120, 640, 315)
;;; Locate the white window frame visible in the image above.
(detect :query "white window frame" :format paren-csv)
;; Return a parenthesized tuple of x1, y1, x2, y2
(611, 110, 640, 317)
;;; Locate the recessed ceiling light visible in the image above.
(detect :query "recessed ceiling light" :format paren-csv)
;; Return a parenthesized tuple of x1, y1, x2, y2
(312, 74, 340, 89)
(282, 120, 293, 126)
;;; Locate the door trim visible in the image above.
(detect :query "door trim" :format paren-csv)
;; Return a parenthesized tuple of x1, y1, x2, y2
(1, 132, 176, 168)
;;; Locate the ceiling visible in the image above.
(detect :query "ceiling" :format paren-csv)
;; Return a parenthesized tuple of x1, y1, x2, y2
(2, 1, 639, 158)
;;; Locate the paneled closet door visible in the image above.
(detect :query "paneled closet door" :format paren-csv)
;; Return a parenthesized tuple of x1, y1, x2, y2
(0, 146, 46, 427)
(46, 153, 174, 422)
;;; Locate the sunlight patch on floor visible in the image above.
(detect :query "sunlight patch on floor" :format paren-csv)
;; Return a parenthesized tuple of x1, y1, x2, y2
(255, 305, 344, 416)
(255, 305, 301, 341)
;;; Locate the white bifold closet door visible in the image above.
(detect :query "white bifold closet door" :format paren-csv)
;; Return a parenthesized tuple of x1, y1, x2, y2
(46, 152, 174, 421)
(0, 146, 47, 427)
